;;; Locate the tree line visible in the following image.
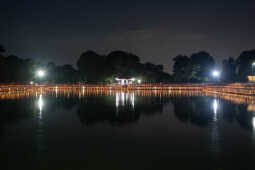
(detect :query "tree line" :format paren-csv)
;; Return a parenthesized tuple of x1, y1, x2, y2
(77, 50, 172, 83)
(0, 45, 171, 83)
(1, 44, 255, 83)
(172, 50, 255, 83)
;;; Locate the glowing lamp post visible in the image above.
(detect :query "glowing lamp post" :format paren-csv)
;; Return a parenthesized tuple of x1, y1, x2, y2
(36, 70, 46, 84)
(212, 70, 220, 77)
(37, 70, 45, 78)
(212, 70, 220, 82)
(252, 62, 255, 75)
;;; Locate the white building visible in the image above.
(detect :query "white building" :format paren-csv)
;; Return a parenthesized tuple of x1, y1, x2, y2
(115, 78, 135, 85)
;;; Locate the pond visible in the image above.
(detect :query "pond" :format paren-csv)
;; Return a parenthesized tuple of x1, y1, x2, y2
(1, 90, 255, 170)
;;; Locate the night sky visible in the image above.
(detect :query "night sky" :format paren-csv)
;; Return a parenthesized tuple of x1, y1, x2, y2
(1, 0, 255, 72)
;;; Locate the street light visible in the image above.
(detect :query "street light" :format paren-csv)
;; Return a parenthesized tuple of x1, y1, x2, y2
(252, 62, 255, 75)
(137, 79, 141, 84)
(212, 70, 220, 82)
(37, 70, 45, 78)
(212, 70, 220, 77)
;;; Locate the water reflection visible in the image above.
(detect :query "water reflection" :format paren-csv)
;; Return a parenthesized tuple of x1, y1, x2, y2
(0, 90, 255, 131)
(253, 117, 255, 129)
(170, 95, 255, 134)
(1, 89, 255, 169)
(115, 92, 135, 109)
(0, 98, 34, 137)
(252, 117, 255, 144)
(77, 93, 168, 126)
(172, 97, 213, 127)
(38, 94, 44, 119)
(55, 86, 58, 98)
(36, 93, 45, 153)
(211, 98, 220, 153)
(212, 99, 219, 122)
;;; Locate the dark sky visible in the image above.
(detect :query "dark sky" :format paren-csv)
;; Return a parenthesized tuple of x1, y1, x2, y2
(1, 0, 255, 72)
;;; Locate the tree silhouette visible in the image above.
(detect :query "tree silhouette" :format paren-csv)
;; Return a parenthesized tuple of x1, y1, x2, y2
(172, 55, 192, 82)
(236, 50, 255, 82)
(77, 50, 172, 83)
(0, 44, 5, 54)
(77, 50, 105, 82)
(190, 51, 215, 82)
(172, 51, 215, 82)
(222, 57, 237, 82)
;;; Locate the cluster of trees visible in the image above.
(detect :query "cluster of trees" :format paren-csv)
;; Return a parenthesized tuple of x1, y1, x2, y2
(0, 45, 36, 82)
(172, 50, 255, 83)
(1, 43, 255, 83)
(77, 50, 172, 83)
(0, 44, 172, 83)
(172, 51, 215, 82)
(0, 45, 80, 83)
(45, 62, 80, 83)
(235, 50, 255, 81)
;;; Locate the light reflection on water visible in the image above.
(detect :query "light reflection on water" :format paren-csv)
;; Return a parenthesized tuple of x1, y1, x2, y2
(36, 93, 45, 155)
(0, 89, 255, 169)
(253, 117, 255, 129)
(55, 86, 58, 98)
(213, 99, 219, 122)
(210, 98, 220, 153)
(252, 116, 255, 145)
(115, 92, 135, 109)
(38, 94, 44, 119)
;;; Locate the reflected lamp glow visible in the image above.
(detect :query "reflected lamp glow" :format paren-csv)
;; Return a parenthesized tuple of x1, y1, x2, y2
(38, 95, 43, 111)
(253, 117, 255, 129)
(38, 94, 44, 118)
(82, 86, 85, 96)
(55, 86, 58, 98)
(213, 99, 218, 114)
(131, 93, 135, 108)
(121, 92, 125, 106)
(213, 99, 218, 121)
(116, 93, 120, 108)
(115, 92, 135, 109)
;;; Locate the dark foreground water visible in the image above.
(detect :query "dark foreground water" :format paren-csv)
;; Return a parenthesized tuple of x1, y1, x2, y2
(1, 91, 255, 170)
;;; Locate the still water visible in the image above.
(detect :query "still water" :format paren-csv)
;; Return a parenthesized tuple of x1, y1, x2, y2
(1, 90, 255, 170)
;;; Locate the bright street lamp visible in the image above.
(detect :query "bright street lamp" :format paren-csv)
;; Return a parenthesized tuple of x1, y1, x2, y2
(212, 70, 220, 82)
(37, 70, 45, 78)
(252, 63, 255, 75)
(212, 70, 220, 77)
